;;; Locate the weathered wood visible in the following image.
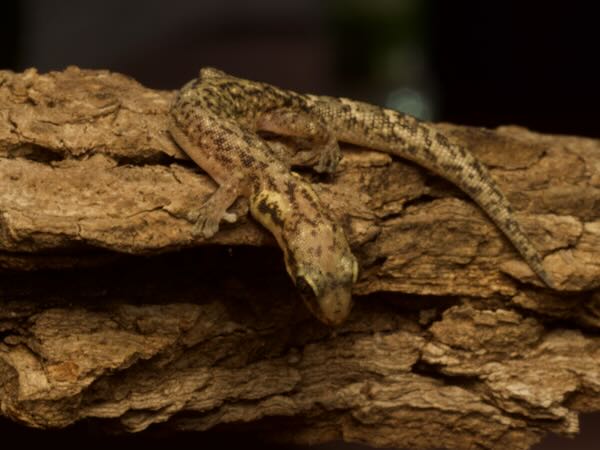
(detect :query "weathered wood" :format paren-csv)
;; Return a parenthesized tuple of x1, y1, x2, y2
(1, 67, 599, 449)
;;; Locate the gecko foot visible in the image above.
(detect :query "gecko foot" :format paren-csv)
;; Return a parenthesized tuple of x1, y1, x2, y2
(268, 138, 341, 174)
(188, 182, 242, 239)
(190, 205, 237, 239)
(313, 137, 341, 174)
(256, 108, 341, 174)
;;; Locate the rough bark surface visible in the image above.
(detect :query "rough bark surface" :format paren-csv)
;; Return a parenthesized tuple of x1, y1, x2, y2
(1, 67, 600, 449)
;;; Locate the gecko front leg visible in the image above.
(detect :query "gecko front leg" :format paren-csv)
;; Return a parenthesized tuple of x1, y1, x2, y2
(189, 179, 240, 238)
(169, 117, 243, 238)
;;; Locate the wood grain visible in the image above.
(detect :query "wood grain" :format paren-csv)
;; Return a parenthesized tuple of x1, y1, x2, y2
(1, 67, 599, 449)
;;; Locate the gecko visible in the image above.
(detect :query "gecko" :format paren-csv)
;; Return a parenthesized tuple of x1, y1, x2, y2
(169, 67, 554, 326)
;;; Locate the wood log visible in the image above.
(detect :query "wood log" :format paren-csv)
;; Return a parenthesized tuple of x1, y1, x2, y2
(1, 67, 599, 449)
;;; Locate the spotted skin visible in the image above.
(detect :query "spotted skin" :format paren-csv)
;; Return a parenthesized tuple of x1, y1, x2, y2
(169, 67, 554, 325)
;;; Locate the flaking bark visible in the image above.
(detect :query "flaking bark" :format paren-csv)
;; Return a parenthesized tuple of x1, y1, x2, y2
(1, 67, 600, 449)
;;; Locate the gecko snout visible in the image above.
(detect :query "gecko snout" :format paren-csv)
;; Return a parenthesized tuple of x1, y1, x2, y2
(295, 274, 353, 326)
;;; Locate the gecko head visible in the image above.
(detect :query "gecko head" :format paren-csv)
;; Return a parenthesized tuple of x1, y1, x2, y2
(251, 187, 360, 326)
(294, 253, 359, 326)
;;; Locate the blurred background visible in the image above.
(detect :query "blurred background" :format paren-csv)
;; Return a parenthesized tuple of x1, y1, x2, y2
(1, 0, 598, 137)
(0, 1, 598, 449)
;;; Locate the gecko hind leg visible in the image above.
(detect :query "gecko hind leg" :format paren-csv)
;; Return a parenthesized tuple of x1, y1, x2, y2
(189, 179, 241, 238)
(256, 109, 340, 174)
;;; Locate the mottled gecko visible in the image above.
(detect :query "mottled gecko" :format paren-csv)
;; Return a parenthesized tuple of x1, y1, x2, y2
(169, 67, 553, 326)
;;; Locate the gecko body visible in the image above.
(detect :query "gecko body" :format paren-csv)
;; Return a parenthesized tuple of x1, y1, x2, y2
(169, 67, 553, 325)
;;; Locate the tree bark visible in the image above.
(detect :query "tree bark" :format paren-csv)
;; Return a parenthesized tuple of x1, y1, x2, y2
(1, 67, 599, 450)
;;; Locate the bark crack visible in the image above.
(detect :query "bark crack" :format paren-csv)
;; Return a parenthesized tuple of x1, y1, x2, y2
(0, 67, 599, 450)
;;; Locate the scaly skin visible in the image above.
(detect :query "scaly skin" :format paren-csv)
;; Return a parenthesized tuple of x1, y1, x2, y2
(169, 67, 553, 325)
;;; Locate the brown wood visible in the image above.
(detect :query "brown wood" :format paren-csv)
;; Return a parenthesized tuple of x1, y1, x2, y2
(1, 67, 599, 449)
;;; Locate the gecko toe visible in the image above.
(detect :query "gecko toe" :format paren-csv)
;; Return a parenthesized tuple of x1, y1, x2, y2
(315, 140, 341, 174)
(190, 207, 221, 238)
(191, 207, 238, 238)
(193, 216, 219, 239)
(222, 212, 238, 223)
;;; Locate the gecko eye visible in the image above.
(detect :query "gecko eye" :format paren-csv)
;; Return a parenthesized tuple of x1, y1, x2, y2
(296, 275, 318, 298)
(295, 275, 323, 319)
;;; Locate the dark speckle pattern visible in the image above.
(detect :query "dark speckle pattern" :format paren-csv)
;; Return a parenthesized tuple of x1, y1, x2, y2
(169, 67, 554, 325)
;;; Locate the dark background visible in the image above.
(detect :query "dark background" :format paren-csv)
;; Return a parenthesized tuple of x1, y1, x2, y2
(1, 1, 598, 449)
(1, 1, 598, 137)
